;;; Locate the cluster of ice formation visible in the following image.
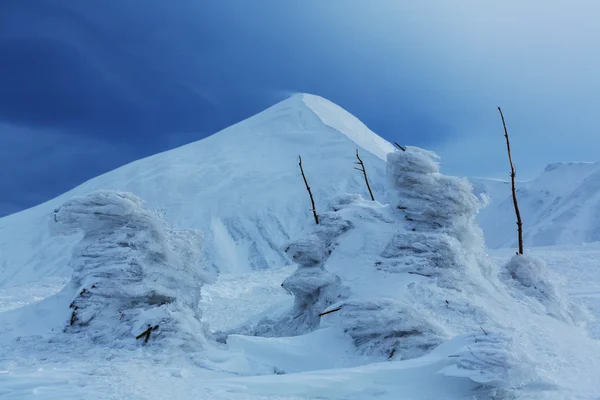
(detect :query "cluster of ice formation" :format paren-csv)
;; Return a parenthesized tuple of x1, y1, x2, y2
(380, 147, 486, 285)
(500, 254, 587, 325)
(218, 205, 353, 339)
(51, 190, 215, 346)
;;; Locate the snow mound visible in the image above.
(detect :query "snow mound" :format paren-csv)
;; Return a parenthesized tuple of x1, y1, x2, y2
(500, 254, 588, 325)
(50, 190, 214, 346)
(320, 298, 446, 360)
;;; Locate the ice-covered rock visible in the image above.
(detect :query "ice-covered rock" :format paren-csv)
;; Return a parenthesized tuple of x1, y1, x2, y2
(51, 190, 215, 347)
(218, 203, 354, 339)
(320, 299, 446, 359)
(500, 254, 588, 325)
(381, 147, 486, 284)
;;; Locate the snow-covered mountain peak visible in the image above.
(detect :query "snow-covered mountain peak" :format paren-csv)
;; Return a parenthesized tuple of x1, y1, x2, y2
(224, 92, 395, 160)
(0, 94, 394, 285)
(299, 93, 396, 160)
(543, 161, 600, 173)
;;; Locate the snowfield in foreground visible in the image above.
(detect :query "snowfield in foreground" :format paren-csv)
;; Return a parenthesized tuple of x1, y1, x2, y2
(0, 94, 599, 399)
(1, 244, 600, 399)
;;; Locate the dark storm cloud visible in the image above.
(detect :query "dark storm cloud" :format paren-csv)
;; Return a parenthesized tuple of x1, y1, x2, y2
(1, 1, 599, 215)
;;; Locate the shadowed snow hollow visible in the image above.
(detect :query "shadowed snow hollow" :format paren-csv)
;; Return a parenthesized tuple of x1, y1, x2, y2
(0, 94, 394, 287)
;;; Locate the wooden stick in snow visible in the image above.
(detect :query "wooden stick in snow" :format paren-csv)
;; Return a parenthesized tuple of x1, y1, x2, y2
(136, 324, 159, 344)
(394, 142, 406, 151)
(354, 149, 375, 201)
(318, 305, 343, 317)
(498, 107, 524, 255)
(298, 155, 319, 225)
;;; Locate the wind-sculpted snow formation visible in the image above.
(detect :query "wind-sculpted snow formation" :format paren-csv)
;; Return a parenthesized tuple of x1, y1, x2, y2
(0, 95, 597, 398)
(50, 190, 215, 346)
(219, 146, 588, 396)
(217, 205, 353, 339)
(500, 254, 588, 325)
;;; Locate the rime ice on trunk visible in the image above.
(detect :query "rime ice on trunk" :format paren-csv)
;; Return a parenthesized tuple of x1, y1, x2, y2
(381, 147, 485, 284)
(51, 190, 214, 346)
(217, 200, 353, 340)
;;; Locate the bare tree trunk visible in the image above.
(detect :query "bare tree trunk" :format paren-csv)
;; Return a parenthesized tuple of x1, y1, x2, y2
(298, 155, 319, 225)
(394, 142, 406, 151)
(354, 149, 375, 201)
(498, 107, 524, 255)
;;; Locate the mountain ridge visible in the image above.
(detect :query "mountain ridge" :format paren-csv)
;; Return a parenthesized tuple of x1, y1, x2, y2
(473, 160, 600, 248)
(0, 93, 393, 286)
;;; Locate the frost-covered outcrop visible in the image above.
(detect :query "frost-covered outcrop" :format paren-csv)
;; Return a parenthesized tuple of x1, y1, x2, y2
(51, 190, 215, 346)
(380, 147, 486, 285)
(310, 147, 496, 361)
(320, 299, 446, 359)
(500, 254, 587, 325)
(218, 199, 354, 340)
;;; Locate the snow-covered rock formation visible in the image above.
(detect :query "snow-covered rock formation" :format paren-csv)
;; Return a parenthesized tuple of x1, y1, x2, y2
(218, 201, 353, 339)
(500, 254, 587, 325)
(218, 145, 586, 396)
(50, 190, 214, 346)
(1, 94, 598, 399)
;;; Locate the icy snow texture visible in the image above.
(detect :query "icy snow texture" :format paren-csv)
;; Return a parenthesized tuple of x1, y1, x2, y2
(381, 147, 486, 286)
(220, 206, 352, 339)
(51, 190, 214, 346)
(320, 299, 446, 360)
(500, 254, 587, 325)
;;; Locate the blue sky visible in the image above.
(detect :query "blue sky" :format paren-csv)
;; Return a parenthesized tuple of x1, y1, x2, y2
(1, 1, 599, 216)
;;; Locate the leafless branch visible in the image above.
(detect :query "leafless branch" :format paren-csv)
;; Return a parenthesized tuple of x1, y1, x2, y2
(318, 305, 343, 317)
(355, 149, 375, 201)
(394, 142, 406, 151)
(498, 107, 524, 255)
(298, 155, 319, 225)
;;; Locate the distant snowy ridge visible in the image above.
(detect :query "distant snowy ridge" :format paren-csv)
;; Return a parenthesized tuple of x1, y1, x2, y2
(0, 94, 393, 287)
(472, 161, 600, 249)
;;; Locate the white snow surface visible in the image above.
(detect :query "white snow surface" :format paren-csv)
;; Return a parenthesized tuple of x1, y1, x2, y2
(0, 93, 391, 286)
(472, 161, 600, 249)
(1, 95, 600, 399)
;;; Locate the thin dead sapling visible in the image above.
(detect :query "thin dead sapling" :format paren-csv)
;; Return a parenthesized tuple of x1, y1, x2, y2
(354, 149, 375, 201)
(298, 155, 319, 225)
(498, 106, 524, 255)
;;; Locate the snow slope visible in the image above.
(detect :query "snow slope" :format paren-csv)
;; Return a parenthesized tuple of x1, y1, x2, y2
(2, 95, 600, 399)
(2, 145, 600, 399)
(0, 93, 394, 287)
(472, 162, 600, 249)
